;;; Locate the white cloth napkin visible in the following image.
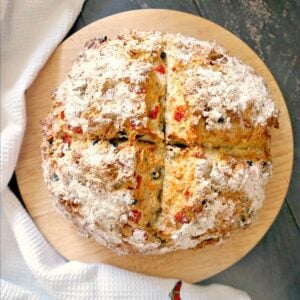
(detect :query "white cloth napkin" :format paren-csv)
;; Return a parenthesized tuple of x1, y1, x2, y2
(0, 1, 250, 299)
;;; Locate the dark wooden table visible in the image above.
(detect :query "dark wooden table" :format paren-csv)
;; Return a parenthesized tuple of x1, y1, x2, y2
(10, 1, 300, 299)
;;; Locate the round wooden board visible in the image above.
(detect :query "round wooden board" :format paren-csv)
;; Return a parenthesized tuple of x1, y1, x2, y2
(16, 9, 293, 283)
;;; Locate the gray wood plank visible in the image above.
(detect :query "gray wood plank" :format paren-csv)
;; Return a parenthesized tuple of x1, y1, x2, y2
(69, 0, 199, 35)
(194, 0, 300, 227)
(201, 201, 300, 300)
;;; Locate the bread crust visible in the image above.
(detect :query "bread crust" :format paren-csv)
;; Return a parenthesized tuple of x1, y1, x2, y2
(41, 30, 279, 255)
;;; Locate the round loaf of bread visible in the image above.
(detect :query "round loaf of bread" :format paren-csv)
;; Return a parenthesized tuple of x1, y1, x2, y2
(41, 31, 279, 255)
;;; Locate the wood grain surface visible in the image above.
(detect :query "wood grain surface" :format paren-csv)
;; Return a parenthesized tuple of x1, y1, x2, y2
(16, 10, 293, 283)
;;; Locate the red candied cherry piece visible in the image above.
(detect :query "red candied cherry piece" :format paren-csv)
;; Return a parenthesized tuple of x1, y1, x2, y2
(184, 189, 190, 199)
(62, 133, 72, 145)
(174, 106, 185, 122)
(149, 105, 159, 119)
(154, 64, 166, 74)
(68, 124, 83, 134)
(128, 209, 141, 223)
(136, 175, 142, 189)
(174, 211, 189, 224)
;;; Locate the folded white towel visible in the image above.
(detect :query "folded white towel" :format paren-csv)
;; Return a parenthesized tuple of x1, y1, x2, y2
(0, 1, 250, 299)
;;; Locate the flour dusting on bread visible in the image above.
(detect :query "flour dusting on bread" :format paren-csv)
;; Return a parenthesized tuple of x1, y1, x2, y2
(41, 30, 279, 255)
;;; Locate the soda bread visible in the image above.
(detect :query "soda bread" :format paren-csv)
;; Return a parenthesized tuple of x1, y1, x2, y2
(41, 31, 279, 254)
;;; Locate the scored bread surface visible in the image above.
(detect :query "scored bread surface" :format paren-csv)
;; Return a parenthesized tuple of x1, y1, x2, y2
(41, 30, 279, 254)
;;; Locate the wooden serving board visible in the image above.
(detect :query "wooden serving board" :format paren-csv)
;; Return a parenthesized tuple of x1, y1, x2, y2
(16, 9, 293, 283)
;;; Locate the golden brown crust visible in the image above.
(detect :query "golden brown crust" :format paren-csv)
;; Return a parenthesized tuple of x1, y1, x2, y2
(41, 30, 279, 255)
(164, 34, 279, 150)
